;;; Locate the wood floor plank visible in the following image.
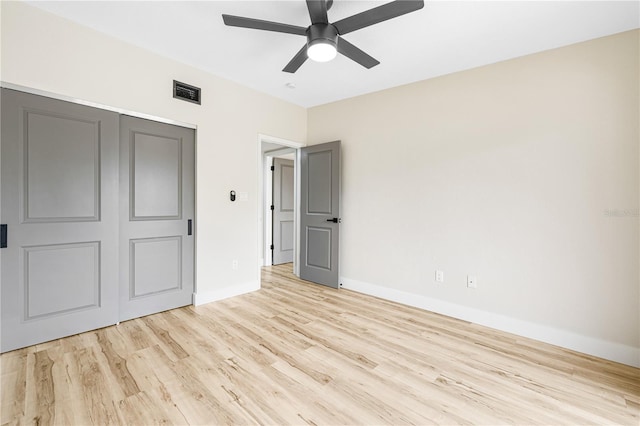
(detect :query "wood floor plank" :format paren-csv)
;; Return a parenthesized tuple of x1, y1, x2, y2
(1, 263, 639, 425)
(0, 350, 28, 424)
(74, 346, 121, 425)
(95, 329, 141, 398)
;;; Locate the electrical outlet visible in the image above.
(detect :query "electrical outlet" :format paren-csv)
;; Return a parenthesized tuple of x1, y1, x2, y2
(232, 259, 239, 270)
(435, 270, 444, 283)
(467, 275, 477, 289)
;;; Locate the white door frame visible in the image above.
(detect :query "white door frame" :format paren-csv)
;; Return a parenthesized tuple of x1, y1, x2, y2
(257, 134, 305, 278)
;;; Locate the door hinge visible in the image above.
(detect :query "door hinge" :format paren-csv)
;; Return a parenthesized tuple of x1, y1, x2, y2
(270, 244, 274, 250)
(270, 205, 274, 210)
(270, 165, 275, 171)
(0, 224, 6, 248)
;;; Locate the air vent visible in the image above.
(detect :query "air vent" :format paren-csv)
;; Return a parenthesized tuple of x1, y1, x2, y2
(173, 80, 201, 105)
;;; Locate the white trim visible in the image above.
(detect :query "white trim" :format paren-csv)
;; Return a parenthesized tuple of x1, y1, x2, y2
(1, 81, 197, 129)
(259, 133, 305, 149)
(193, 281, 260, 306)
(265, 147, 296, 157)
(340, 277, 640, 368)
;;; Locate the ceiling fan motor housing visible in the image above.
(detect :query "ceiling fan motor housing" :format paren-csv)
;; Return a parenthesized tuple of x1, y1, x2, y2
(307, 23, 338, 49)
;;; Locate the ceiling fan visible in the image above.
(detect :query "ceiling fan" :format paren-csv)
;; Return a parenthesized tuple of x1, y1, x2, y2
(222, 0, 425, 73)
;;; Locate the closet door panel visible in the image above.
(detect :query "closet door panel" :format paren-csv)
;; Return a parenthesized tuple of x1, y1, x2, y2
(1, 89, 119, 352)
(119, 116, 195, 322)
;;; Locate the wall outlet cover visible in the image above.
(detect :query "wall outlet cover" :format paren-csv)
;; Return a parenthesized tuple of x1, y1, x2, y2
(467, 275, 477, 288)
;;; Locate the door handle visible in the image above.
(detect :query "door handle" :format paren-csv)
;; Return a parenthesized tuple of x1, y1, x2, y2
(326, 218, 341, 223)
(0, 224, 6, 248)
(188, 219, 193, 236)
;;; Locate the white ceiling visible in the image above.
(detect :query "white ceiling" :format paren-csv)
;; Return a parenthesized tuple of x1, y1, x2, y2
(26, 1, 640, 108)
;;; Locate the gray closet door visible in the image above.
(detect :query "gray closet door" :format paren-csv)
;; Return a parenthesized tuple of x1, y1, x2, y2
(299, 141, 341, 288)
(119, 116, 195, 322)
(272, 158, 294, 265)
(0, 89, 119, 352)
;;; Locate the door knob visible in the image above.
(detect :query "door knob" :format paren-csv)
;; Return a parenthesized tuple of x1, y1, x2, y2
(326, 218, 341, 223)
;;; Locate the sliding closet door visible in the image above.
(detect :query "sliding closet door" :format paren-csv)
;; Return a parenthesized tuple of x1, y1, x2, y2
(119, 116, 195, 322)
(0, 89, 119, 352)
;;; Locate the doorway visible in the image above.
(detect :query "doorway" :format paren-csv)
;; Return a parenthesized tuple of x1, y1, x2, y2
(258, 135, 304, 276)
(258, 136, 342, 288)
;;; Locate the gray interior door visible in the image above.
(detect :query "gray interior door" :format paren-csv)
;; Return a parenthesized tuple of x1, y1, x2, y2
(0, 88, 119, 352)
(272, 158, 294, 265)
(299, 141, 341, 288)
(119, 116, 195, 322)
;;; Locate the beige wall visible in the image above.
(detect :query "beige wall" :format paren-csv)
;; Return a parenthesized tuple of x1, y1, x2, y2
(0, 1, 307, 300)
(308, 30, 639, 365)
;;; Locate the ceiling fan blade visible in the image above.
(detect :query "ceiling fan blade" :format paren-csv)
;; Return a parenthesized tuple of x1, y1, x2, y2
(283, 44, 309, 73)
(306, 0, 328, 24)
(337, 38, 380, 69)
(332, 0, 424, 35)
(222, 14, 307, 36)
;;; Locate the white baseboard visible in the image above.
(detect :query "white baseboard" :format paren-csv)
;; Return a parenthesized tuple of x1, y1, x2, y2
(193, 280, 260, 306)
(340, 277, 640, 368)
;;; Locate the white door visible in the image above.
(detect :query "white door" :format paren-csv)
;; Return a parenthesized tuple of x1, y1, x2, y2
(0, 89, 119, 352)
(272, 158, 294, 265)
(299, 141, 341, 288)
(119, 116, 195, 322)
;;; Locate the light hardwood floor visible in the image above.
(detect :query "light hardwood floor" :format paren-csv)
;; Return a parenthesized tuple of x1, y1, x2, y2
(2, 264, 639, 425)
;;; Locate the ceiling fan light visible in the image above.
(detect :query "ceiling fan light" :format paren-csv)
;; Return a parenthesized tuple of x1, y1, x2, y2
(307, 40, 337, 62)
